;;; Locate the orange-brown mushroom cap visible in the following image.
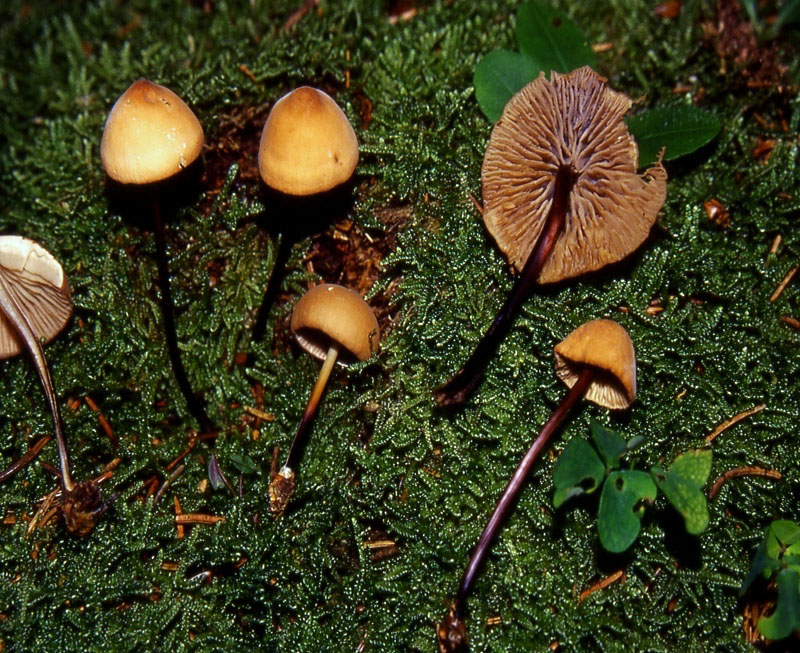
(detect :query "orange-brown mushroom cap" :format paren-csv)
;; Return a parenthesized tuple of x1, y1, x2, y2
(258, 87, 359, 196)
(0, 236, 72, 359)
(482, 66, 667, 284)
(100, 79, 204, 185)
(291, 284, 379, 363)
(554, 319, 636, 410)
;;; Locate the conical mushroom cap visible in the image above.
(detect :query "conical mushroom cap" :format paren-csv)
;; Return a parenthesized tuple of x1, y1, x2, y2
(291, 284, 379, 364)
(554, 319, 636, 410)
(0, 236, 72, 359)
(482, 67, 667, 284)
(101, 79, 204, 185)
(258, 87, 359, 196)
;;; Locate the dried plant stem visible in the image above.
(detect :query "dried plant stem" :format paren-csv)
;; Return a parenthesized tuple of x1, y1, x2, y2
(0, 435, 51, 484)
(435, 165, 576, 407)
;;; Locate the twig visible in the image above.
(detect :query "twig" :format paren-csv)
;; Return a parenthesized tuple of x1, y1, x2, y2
(175, 513, 226, 525)
(281, 0, 319, 32)
(705, 404, 766, 443)
(467, 192, 484, 217)
(165, 436, 197, 472)
(0, 435, 51, 484)
(708, 466, 782, 499)
(780, 315, 800, 329)
(579, 570, 625, 603)
(769, 265, 798, 301)
(85, 396, 117, 448)
(26, 487, 59, 536)
(243, 405, 275, 421)
(154, 464, 186, 505)
(174, 496, 184, 539)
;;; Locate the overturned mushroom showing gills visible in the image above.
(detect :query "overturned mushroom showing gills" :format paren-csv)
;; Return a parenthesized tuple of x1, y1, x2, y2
(436, 66, 666, 407)
(438, 319, 636, 652)
(269, 284, 379, 517)
(101, 79, 213, 432)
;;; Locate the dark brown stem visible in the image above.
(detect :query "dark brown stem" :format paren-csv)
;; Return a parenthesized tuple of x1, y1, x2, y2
(152, 199, 215, 433)
(252, 232, 291, 343)
(0, 275, 74, 492)
(435, 165, 577, 407)
(451, 367, 593, 624)
(0, 435, 51, 485)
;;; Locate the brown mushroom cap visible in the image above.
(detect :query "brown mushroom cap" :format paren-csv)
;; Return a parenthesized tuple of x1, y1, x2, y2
(0, 236, 72, 359)
(100, 79, 204, 185)
(291, 284, 379, 364)
(482, 66, 667, 284)
(258, 87, 359, 196)
(554, 319, 636, 410)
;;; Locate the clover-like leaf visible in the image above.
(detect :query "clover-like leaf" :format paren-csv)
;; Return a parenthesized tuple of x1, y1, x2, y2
(515, 0, 595, 75)
(598, 470, 657, 553)
(758, 568, 800, 641)
(230, 452, 259, 476)
(652, 449, 712, 535)
(553, 437, 606, 508)
(590, 421, 627, 469)
(626, 105, 721, 167)
(474, 50, 540, 122)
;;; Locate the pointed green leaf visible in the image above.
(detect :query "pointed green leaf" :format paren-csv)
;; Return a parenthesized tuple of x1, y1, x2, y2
(742, 537, 779, 595)
(652, 450, 712, 535)
(626, 105, 721, 166)
(515, 1, 595, 75)
(758, 568, 800, 641)
(771, 520, 800, 549)
(590, 421, 627, 469)
(553, 437, 605, 508)
(473, 50, 540, 122)
(776, 0, 800, 28)
(598, 470, 657, 553)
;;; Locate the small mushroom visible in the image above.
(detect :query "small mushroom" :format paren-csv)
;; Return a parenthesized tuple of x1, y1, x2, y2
(101, 79, 213, 432)
(269, 284, 379, 517)
(252, 87, 360, 342)
(0, 237, 100, 534)
(438, 319, 636, 651)
(436, 67, 666, 406)
(258, 86, 359, 196)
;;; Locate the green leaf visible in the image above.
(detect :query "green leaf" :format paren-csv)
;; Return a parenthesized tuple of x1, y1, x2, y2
(473, 50, 540, 122)
(758, 568, 800, 641)
(598, 470, 657, 553)
(652, 450, 712, 535)
(626, 105, 722, 166)
(776, 0, 800, 28)
(515, 0, 595, 75)
(230, 452, 259, 475)
(771, 520, 800, 550)
(742, 537, 779, 595)
(553, 437, 606, 507)
(589, 421, 627, 469)
(740, 0, 759, 25)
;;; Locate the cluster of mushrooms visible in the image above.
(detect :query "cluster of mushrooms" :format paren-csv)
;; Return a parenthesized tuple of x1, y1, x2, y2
(1, 66, 669, 650)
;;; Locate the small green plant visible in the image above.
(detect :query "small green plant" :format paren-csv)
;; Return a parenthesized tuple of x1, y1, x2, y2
(741, 520, 800, 641)
(553, 421, 712, 553)
(473, 1, 721, 164)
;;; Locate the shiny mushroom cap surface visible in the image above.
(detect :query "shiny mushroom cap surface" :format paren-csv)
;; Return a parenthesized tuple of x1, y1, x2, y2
(290, 284, 379, 364)
(0, 236, 72, 359)
(554, 319, 636, 410)
(258, 87, 359, 196)
(482, 66, 668, 284)
(100, 79, 204, 185)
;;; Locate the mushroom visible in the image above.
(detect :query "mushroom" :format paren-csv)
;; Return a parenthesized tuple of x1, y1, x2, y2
(0, 236, 100, 534)
(101, 79, 213, 432)
(435, 67, 666, 406)
(437, 319, 636, 652)
(268, 283, 379, 517)
(258, 86, 359, 196)
(251, 86, 359, 341)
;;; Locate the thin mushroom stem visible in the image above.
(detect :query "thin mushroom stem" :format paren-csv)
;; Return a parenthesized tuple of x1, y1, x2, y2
(252, 232, 290, 343)
(151, 199, 215, 433)
(449, 366, 593, 627)
(0, 276, 75, 493)
(435, 165, 577, 407)
(283, 343, 339, 472)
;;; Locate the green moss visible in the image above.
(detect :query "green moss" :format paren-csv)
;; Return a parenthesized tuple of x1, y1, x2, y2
(0, 0, 799, 650)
